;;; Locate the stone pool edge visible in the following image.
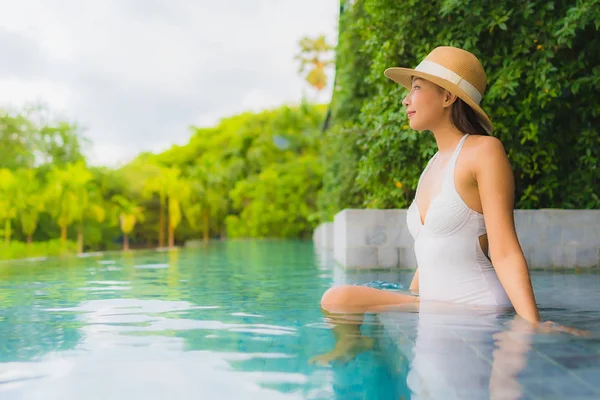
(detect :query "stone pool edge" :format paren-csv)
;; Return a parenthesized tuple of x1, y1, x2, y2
(314, 209, 600, 270)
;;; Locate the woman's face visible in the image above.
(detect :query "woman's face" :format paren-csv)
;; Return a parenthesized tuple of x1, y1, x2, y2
(402, 77, 447, 131)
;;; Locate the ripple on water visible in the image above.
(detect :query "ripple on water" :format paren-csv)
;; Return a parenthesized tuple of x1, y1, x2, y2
(80, 280, 132, 292)
(80, 286, 132, 292)
(77, 252, 104, 258)
(45, 299, 199, 314)
(0, 350, 309, 399)
(231, 312, 263, 318)
(44, 299, 300, 342)
(134, 263, 169, 269)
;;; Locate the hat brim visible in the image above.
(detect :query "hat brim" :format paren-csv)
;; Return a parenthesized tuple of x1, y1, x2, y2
(384, 67, 493, 133)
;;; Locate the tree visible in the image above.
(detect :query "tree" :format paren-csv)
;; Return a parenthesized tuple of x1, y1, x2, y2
(0, 169, 18, 243)
(111, 195, 144, 251)
(186, 157, 229, 243)
(0, 113, 36, 169)
(227, 155, 323, 238)
(36, 121, 87, 166)
(295, 35, 335, 92)
(142, 165, 173, 248)
(45, 161, 94, 245)
(163, 167, 191, 248)
(14, 169, 46, 244)
(0, 107, 86, 170)
(75, 187, 106, 253)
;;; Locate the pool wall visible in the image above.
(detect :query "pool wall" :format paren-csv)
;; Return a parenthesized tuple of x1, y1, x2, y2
(314, 209, 600, 269)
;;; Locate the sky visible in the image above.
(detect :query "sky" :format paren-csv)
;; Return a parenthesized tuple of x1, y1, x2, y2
(0, 0, 339, 167)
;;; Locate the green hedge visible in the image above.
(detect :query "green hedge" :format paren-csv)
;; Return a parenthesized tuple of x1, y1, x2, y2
(319, 0, 600, 220)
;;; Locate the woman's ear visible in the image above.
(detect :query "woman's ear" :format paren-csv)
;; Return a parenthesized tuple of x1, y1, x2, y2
(443, 90, 458, 108)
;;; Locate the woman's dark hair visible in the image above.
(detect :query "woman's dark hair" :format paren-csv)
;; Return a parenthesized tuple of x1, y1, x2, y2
(451, 98, 491, 136)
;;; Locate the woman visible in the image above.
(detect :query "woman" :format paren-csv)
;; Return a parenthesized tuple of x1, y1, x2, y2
(319, 46, 578, 332)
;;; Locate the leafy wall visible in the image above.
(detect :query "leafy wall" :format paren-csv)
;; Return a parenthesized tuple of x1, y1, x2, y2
(319, 0, 600, 221)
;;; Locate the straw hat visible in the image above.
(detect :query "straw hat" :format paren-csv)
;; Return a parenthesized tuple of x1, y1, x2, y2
(384, 46, 492, 133)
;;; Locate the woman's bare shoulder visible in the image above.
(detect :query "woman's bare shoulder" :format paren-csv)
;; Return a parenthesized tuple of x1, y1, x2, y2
(464, 135, 508, 164)
(461, 135, 511, 183)
(463, 135, 513, 187)
(468, 135, 506, 154)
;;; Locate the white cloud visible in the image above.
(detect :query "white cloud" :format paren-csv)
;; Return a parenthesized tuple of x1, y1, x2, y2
(0, 79, 72, 110)
(0, 0, 339, 166)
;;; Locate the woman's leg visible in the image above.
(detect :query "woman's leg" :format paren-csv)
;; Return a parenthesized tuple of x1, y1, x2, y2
(320, 285, 419, 313)
(310, 286, 419, 365)
(309, 308, 375, 365)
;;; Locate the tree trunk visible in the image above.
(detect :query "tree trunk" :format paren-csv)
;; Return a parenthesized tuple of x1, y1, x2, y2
(27, 234, 32, 245)
(159, 201, 165, 248)
(4, 220, 10, 244)
(61, 225, 67, 242)
(168, 224, 174, 248)
(203, 211, 209, 243)
(124, 233, 129, 251)
(77, 223, 84, 254)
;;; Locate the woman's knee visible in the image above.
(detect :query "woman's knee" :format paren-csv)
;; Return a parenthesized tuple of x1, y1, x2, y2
(320, 285, 418, 312)
(320, 285, 355, 307)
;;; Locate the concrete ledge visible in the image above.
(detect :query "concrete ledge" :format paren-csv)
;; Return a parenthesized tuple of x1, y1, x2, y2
(323, 208, 599, 269)
(516, 209, 600, 268)
(313, 222, 334, 249)
(332, 209, 415, 269)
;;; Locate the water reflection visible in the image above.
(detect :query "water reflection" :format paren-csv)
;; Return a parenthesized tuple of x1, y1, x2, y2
(406, 303, 532, 399)
(1, 243, 599, 399)
(314, 302, 535, 399)
(0, 242, 340, 399)
(316, 283, 600, 400)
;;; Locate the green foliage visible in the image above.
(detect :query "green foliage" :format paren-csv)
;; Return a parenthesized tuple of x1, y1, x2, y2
(0, 106, 85, 170)
(321, 0, 600, 215)
(317, 123, 366, 221)
(45, 161, 95, 239)
(14, 169, 44, 239)
(126, 103, 325, 244)
(226, 155, 323, 238)
(0, 98, 326, 258)
(167, 102, 326, 240)
(0, 239, 77, 261)
(0, 169, 18, 242)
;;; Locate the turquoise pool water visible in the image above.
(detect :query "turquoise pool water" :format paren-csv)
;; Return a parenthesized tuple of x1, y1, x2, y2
(0, 240, 599, 399)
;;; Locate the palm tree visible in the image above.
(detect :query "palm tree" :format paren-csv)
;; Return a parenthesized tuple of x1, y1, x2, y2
(14, 169, 45, 244)
(76, 188, 106, 254)
(164, 168, 191, 248)
(186, 158, 229, 243)
(143, 166, 172, 248)
(45, 161, 94, 244)
(111, 195, 144, 251)
(0, 169, 17, 243)
(294, 35, 335, 91)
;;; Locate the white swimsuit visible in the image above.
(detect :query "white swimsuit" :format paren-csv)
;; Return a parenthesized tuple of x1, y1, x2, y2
(406, 134, 512, 307)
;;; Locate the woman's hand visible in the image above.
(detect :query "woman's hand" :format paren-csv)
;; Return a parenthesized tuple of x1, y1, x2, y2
(535, 320, 590, 337)
(510, 316, 590, 337)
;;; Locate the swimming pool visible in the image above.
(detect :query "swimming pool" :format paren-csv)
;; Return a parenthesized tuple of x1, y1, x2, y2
(0, 240, 599, 399)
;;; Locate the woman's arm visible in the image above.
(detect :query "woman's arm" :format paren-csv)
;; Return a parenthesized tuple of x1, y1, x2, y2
(409, 268, 419, 295)
(474, 137, 540, 324)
